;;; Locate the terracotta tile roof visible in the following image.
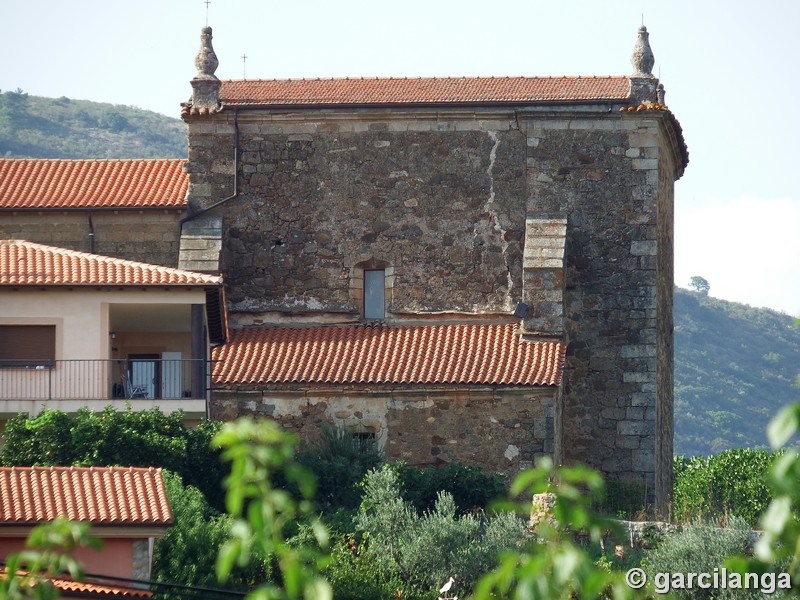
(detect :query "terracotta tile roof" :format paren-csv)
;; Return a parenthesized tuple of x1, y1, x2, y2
(0, 570, 152, 598)
(0, 466, 172, 526)
(0, 159, 187, 210)
(213, 323, 565, 386)
(49, 576, 152, 598)
(218, 76, 632, 108)
(0, 240, 222, 287)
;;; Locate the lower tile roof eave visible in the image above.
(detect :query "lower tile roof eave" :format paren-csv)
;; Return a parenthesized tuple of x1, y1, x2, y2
(212, 381, 563, 390)
(0, 524, 172, 537)
(0, 206, 186, 213)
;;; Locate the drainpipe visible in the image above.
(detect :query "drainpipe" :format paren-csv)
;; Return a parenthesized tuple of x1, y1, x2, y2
(180, 108, 240, 225)
(87, 209, 95, 253)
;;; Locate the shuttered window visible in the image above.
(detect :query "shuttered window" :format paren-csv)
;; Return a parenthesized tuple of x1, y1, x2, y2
(0, 325, 56, 367)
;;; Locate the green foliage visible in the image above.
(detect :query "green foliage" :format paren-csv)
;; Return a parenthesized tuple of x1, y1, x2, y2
(151, 472, 267, 597)
(353, 465, 529, 597)
(473, 458, 636, 600)
(738, 403, 800, 583)
(213, 418, 331, 600)
(396, 460, 507, 515)
(0, 407, 227, 511)
(294, 424, 384, 512)
(672, 449, 774, 524)
(643, 517, 785, 599)
(0, 92, 185, 158)
(323, 534, 409, 600)
(0, 517, 99, 600)
(674, 287, 800, 456)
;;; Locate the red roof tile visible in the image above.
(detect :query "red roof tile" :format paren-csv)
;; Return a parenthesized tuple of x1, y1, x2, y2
(0, 240, 222, 286)
(0, 466, 172, 526)
(0, 570, 152, 598)
(0, 159, 187, 210)
(218, 76, 632, 107)
(213, 323, 565, 386)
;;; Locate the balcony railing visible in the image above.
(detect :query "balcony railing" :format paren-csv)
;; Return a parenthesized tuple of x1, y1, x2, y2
(0, 359, 209, 401)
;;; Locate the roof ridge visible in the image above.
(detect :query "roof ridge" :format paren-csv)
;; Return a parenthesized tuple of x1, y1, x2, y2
(0, 157, 185, 163)
(221, 74, 628, 83)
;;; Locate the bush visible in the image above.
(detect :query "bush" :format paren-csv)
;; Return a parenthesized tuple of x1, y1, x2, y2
(673, 449, 775, 524)
(643, 517, 788, 599)
(151, 472, 268, 597)
(295, 424, 384, 512)
(353, 465, 528, 597)
(396, 461, 506, 514)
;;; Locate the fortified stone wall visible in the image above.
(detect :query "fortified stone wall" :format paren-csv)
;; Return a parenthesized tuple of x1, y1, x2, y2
(0, 210, 182, 267)
(186, 103, 679, 502)
(211, 386, 555, 476)
(523, 109, 676, 499)
(187, 111, 527, 317)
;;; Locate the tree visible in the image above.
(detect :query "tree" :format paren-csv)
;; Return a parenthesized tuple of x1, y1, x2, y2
(214, 418, 331, 600)
(689, 276, 710, 296)
(151, 471, 267, 596)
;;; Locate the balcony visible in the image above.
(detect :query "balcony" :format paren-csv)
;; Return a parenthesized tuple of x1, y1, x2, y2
(0, 359, 210, 420)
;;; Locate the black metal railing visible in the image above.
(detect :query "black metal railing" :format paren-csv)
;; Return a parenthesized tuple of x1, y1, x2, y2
(0, 359, 208, 401)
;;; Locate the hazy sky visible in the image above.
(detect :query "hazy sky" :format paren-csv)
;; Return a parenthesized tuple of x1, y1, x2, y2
(2, 0, 798, 315)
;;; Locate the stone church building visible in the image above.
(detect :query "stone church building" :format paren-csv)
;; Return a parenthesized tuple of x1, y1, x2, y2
(0, 26, 687, 509)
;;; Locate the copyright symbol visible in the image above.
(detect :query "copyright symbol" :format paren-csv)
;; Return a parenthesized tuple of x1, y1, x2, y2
(626, 568, 647, 589)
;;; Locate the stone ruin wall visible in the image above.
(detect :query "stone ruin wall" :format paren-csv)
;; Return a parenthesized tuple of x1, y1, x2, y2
(211, 386, 556, 477)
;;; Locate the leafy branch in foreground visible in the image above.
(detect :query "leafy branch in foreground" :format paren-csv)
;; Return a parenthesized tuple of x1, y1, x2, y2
(0, 517, 99, 600)
(213, 418, 331, 600)
(473, 458, 640, 600)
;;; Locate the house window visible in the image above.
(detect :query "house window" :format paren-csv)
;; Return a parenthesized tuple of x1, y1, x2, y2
(352, 431, 377, 453)
(363, 269, 385, 319)
(0, 325, 56, 368)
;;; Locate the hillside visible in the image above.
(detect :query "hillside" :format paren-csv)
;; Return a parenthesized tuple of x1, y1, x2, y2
(0, 89, 185, 158)
(674, 287, 800, 456)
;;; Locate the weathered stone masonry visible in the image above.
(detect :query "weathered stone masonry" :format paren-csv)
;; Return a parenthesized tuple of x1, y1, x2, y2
(181, 26, 687, 509)
(212, 386, 555, 476)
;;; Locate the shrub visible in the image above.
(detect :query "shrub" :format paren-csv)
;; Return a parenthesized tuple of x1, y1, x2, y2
(354, 465, 528, 597)
(643, 517, 788, 599)
(295, 424, 384, 512)
(673, 449, 775, 524)
(396, 460, 506, 514)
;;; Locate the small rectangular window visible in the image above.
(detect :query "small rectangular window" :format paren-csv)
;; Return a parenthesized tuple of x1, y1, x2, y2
(0, 325, 56, 368)
(364, 269, 385, 319)
(352, 432, 377, 453)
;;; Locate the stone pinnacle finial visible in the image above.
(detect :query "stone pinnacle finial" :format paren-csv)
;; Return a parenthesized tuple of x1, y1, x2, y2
(195, 26, 219, 80)
(189, 26, 221, 114)
(631, 25, 655, 77)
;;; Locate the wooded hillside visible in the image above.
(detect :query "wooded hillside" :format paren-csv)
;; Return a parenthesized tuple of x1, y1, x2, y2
(0, 89, 185, 158)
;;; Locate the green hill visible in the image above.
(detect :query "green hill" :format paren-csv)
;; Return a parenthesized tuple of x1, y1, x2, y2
(0, 89, 185, 158)
(674, 287, 800, 457)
